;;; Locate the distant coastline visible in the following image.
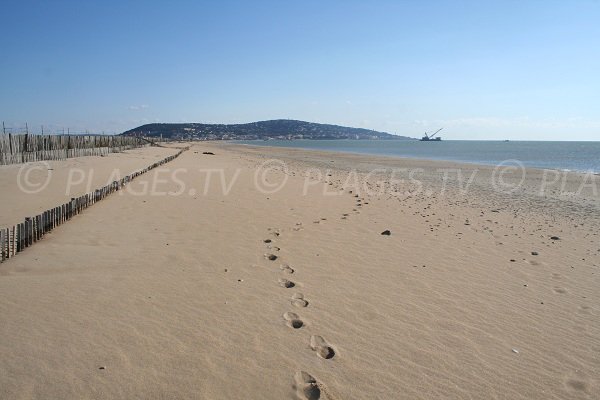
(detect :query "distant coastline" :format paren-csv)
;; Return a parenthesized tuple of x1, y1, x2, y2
(120, 119, 415, 141)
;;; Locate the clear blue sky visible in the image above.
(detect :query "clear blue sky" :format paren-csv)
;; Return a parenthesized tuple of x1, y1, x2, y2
(1, 0, 599, 140)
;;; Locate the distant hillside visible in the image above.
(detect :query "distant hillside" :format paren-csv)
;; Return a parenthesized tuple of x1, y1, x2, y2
(120, 120, 413, 140)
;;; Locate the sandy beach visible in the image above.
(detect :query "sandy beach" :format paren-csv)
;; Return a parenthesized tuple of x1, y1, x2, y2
(1, 142, 598, 399)
(0, 146, 180, 227)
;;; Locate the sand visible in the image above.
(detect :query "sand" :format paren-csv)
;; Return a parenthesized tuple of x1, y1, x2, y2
(0, 142, 598, 399)
(0, 146, 180, 227)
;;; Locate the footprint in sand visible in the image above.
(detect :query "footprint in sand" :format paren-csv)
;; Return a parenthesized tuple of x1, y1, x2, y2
(566, 380, 588, 392)
(265, 253, 278, 261)
(291, 293, 309, 307)
(553, 287, 567, 294)
(279, 278, 296, 288)
(283, 312, 304, 329)
(524, 258, 547, 267)
(280, 264, 295, 274)
(565, 377, 589, 394)
(310, 335, 335, 359)
(578, 305, 591, 314)
(293, 371, 322, 400)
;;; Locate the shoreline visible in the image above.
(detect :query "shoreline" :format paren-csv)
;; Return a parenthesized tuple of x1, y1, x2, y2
(220, 141, 600, 221)
(232, 140, 600, 175)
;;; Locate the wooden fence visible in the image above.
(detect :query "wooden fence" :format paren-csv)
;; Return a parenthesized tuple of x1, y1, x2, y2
(0, 134, 146, 165)
(0, 147, 188, 263)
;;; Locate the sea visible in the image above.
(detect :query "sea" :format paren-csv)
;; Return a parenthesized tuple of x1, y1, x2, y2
(237, 140, 600, 174)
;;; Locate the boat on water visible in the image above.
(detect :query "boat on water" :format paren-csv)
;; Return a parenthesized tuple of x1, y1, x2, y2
(420, 128, 443, 141)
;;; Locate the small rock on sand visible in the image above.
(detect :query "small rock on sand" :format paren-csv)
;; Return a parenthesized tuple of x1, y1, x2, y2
(381, 230, 391, 236)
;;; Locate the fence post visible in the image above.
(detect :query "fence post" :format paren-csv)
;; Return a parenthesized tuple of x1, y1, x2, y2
(23, 221, 27, 249)
(16, 223, 21, 253)
(24, 218, 30, 248)
(10, 226, 14, 257)
(28, 217, 33, 246)
(22, 134, 28, 164)
(0, 228, 5, 262)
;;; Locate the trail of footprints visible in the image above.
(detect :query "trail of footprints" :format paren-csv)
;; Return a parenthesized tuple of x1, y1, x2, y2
(263, 226, 337, 399)
(262, 190, 365, 398)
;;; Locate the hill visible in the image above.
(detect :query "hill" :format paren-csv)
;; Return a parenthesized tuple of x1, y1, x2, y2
(120, 120, 413, 140)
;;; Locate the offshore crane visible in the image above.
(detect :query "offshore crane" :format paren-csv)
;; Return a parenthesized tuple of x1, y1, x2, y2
(420, 127, 443, 141)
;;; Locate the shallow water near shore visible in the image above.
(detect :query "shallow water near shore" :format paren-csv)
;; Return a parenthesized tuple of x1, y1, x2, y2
(237, 140, 600, 173)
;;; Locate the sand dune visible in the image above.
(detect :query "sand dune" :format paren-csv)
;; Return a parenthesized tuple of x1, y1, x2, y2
(0, 143, 598, 399)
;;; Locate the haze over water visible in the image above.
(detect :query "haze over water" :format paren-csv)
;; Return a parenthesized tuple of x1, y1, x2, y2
(239, 140, 600, 173)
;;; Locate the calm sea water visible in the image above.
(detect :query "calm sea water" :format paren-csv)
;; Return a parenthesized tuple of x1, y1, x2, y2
(237, 140, 600, 173)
